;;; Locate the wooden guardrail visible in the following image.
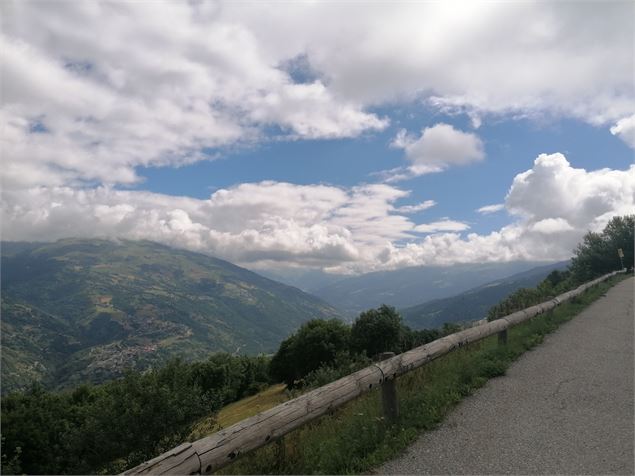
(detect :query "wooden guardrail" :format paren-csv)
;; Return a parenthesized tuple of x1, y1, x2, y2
(124, 270, 622, 475)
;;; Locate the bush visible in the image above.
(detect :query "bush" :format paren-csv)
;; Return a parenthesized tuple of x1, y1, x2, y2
(299, 351, 371, 390)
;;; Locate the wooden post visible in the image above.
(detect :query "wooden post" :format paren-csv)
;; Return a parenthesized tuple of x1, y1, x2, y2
(498, 328, 508, 346)
(275, 437, 285, 471)
(379, 351, 399, 423)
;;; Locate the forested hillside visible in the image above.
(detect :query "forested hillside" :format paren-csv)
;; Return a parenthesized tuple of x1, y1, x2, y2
(1, 239, 339, 392)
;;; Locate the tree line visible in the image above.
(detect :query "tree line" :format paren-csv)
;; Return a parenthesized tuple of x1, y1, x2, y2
(269, 305, 461, 389)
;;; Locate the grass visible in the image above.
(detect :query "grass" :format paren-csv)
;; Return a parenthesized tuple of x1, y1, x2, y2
(214, 274, 627, 475)
(188, 384, 290, 440)
(217, 384, 289, 428)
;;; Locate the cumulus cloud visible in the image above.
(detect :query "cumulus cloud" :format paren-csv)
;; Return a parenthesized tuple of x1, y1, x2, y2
(505, 153, 635, 230)
(1, 182, 412, 269)
(386, 124, 485, 181)
(531, 218, 575, 234)
(610, 114, 635, 148)
(477, 204, 505, 214)
(377, 154, 635, 269)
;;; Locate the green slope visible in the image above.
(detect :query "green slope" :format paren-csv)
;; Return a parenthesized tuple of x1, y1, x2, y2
(400, 261, 568, 329)
(1, 239, 340, 392)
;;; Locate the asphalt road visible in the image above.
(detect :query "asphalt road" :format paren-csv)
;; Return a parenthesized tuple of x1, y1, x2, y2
(379, 276, 634, 475)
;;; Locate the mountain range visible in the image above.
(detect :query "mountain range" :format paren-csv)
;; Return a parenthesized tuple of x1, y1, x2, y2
(1, 239, 339, 393)
(312, 261, 561, 316)
(400, 261, 568, 329)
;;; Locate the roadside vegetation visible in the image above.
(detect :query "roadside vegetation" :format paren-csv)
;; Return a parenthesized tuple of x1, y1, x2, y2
(488, 214, 633, 319)
(1, 354, 271, 474)
(1, 215, 632, 475)
(220, 274, 627, 475)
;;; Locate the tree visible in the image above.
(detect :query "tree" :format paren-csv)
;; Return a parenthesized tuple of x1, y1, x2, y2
(269, 319, 351, 387)
(398, 325, 442, 352)
(269, 337, 300, 387)
(351, 305, 402, 357)
(569, 215, 634, 282)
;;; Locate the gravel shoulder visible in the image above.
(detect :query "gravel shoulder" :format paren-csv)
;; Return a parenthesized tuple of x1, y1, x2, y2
(379, 276, 634, 475)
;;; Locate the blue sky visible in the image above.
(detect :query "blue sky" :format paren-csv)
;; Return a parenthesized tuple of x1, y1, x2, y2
(2, 1, 634, 274)
(134, 110, 633, 237)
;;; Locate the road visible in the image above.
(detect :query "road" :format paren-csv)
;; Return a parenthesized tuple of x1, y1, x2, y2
(379, 276, 634, 475)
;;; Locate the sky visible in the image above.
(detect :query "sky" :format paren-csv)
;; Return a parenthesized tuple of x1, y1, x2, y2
(1, 1, 634, 275)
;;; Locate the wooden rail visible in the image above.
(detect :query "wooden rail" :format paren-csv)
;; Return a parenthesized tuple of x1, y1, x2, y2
(124, 270, 621, 475)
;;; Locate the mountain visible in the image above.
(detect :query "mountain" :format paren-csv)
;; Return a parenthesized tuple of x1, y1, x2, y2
(313, 261, 561, 316)
(1, 239, 340, 393)
(400, 261, 569, 329)
(254, 268, 344, 293)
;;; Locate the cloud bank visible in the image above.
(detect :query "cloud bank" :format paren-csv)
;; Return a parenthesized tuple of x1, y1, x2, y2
(3, 154, 633, 273)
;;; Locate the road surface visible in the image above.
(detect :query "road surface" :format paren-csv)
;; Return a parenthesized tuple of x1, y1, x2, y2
(379, 276, 634, 475)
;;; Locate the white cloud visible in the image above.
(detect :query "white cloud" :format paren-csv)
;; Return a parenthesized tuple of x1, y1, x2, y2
(1, 2, 632, 191)
(395, 200, 436, 214)
(1, 2, 633, 274)
(387, 124, 485, 181)
(505, 153, 635, 231)
(414, 220, 470, 233)
(477, 204, 505, 214)
(222, 1, 634, 125)
(377, 154, 635, 269)
(2, 153, 633, 273)
(1, 182, 410, 269)
(0, 2, 387, 189)
(531, 218, 574, 234)
(395, 124, 485, 167)
(610, 114, 635, 148)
